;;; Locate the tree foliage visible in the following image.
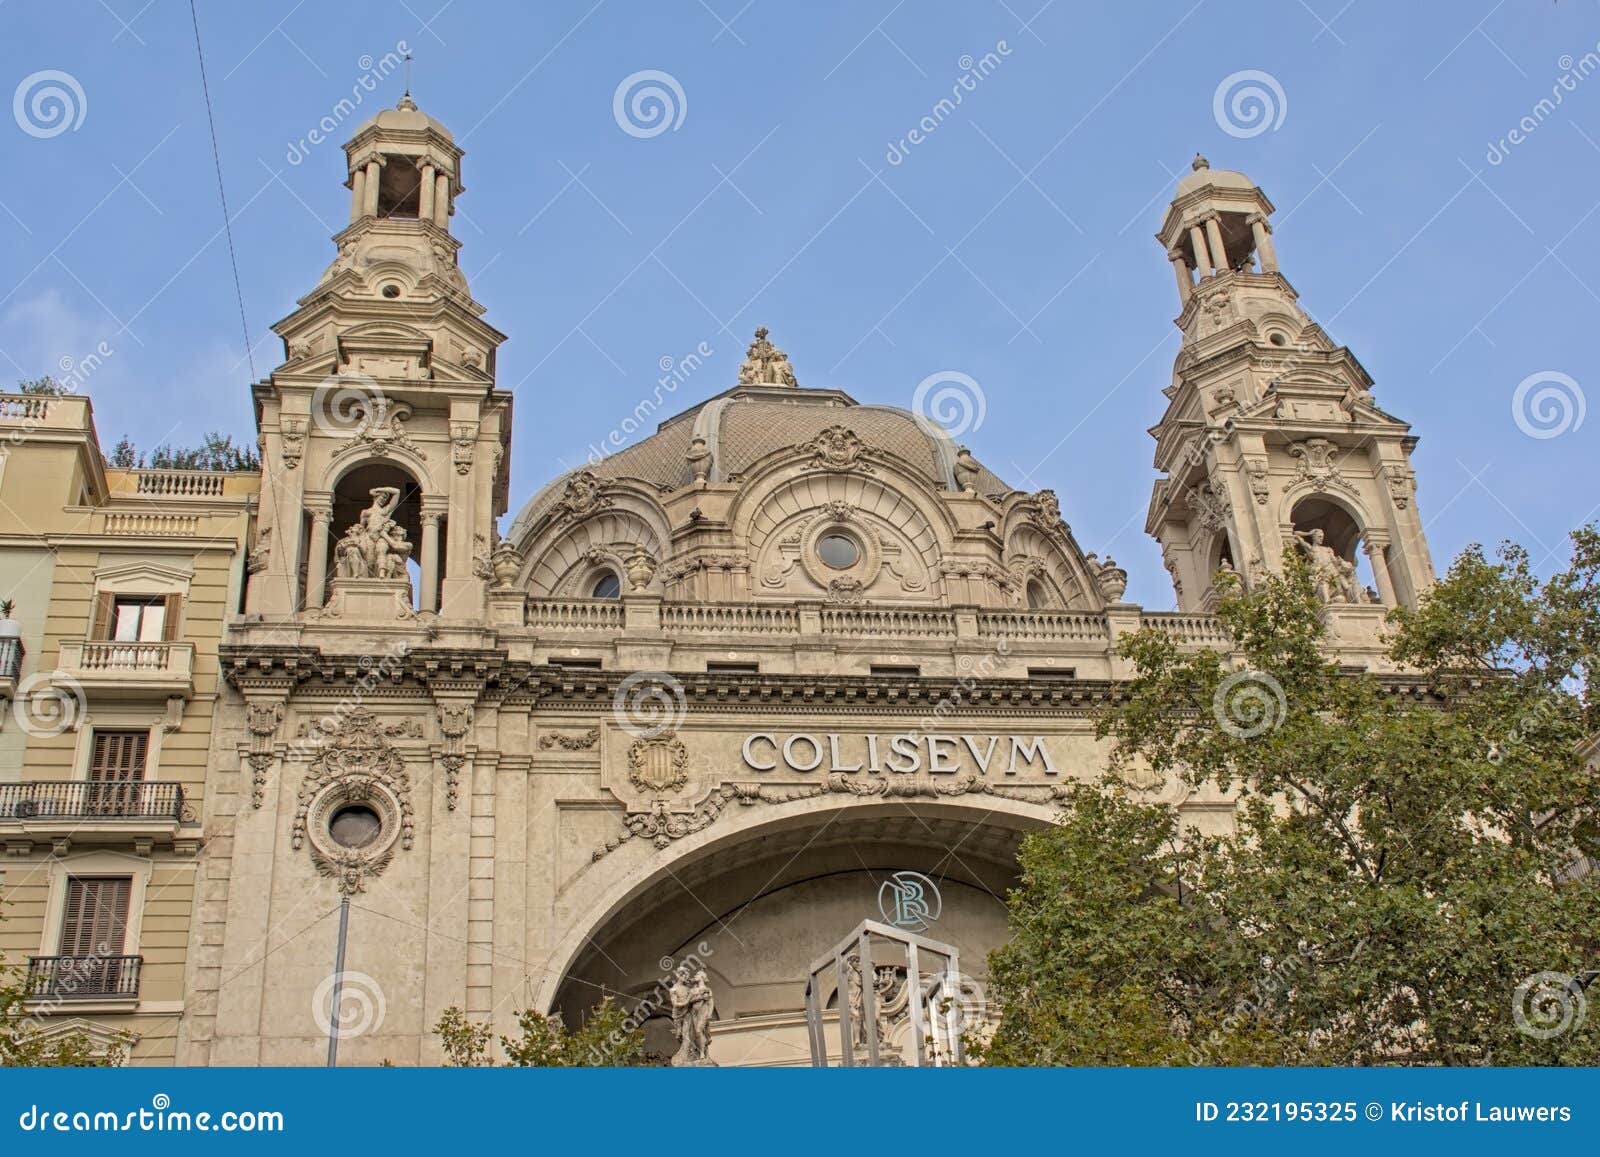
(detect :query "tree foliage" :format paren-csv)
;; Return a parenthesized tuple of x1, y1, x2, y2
(107, 432, 259, 472)
(15, 376, 71, 396)
(982, 530, 1600, 1066)
(433, 999, 649, 1067)
(1, 957, 129, 1066)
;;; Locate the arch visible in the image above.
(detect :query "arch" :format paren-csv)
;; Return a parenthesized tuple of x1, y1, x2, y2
(735, 470, 949, 604)
(519, 499, 672, 597)
(533, 793, 1056, 1016)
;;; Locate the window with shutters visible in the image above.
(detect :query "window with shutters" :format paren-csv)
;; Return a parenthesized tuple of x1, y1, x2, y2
(88, 730, 149, 816)
(58, 876, 131, 956)
(53, 876, 134, 997)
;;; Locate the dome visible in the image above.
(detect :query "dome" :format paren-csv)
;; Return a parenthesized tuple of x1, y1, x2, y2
(503, 329, 1110, 612)
(360, 94, 454, 142)
(1175, 154, 1255, 197)
(507, 382, 1012, 541)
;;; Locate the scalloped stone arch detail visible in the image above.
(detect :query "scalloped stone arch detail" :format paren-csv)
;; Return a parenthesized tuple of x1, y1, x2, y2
(521, 504, 671, 597)
(1003, 523, 1098, 610)
(739, 471, 947, 603)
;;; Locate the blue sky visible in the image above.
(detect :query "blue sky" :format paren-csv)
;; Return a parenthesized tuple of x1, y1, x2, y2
(3, 0, 1597, 606)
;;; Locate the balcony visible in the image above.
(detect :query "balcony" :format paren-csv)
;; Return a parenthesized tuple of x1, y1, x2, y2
(0, 636, 21, 700)
(25, 955, 142, 1003)
(0, 782, 191, 854)
(55, 639, 194, 699)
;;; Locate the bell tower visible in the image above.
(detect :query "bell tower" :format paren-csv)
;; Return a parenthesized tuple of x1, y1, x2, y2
(1144, 157, 1433, 638)
(246, 94, 510, 621)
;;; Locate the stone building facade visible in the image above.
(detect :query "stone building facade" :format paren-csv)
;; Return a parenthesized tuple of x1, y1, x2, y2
(3, 101, 1438, 1067)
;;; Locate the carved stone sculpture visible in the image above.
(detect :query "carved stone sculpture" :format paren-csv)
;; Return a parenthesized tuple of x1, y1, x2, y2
(624, 549, 658, 592)
(736, 325, 798, 387)
(1293, 528, 1370, 605)
(952, 446, 980, 493)
(334, 487, 413, 580)
(669, 964, 716, 1066)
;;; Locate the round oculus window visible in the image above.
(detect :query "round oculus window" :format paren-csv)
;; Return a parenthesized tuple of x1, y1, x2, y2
(328, 804, 382, 850)
(816, 533, 861, 570)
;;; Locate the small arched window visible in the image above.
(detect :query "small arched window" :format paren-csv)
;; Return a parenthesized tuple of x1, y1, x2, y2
(591, 572, 622, 599)
(1026, 580, 1048, 610)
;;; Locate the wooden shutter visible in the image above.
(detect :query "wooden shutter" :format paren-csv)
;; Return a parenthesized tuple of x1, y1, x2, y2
(90, 731, 148, 782)
(90, 591, 116, 639)
(161, 593, 182, 641)
(58, 877, 131, 957)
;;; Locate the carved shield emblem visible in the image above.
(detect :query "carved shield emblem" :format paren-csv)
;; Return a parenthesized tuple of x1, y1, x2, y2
(627, 736, 690, 794)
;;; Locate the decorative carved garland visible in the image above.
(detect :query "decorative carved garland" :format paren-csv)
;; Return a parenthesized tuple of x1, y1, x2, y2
(244, 702, 284, 809)
(540, 727, 600, 751)
(435, 703, 474, 811)
(293, 709, 416, 894)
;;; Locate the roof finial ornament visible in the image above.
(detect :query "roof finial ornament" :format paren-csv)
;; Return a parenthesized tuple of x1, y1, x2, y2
(737, 325, 799, 387)
(1192, 153, 1210, 172)
(397, 52, 416, 110)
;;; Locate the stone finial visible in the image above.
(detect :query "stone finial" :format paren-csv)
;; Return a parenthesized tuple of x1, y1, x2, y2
(1192, 153, 1210, 172)
(737, 326, 799, 387)
(397, 92, 418, 112)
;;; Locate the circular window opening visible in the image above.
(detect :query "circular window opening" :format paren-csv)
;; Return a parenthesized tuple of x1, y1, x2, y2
(329, 804, 382, 850)
(1268, 332, 1287, 347)
(816, 533, 861, 570)
(591, 572, 622, 599)
(381, 283, 402, 299)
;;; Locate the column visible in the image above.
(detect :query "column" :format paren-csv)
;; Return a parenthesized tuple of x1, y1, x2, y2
(1168, 249, 1192, 304)
(1188, 224, 1212, 276)
(1205, 216, 1228, 273)
(1250, 214, 1279, 272)
(1363, 538, 1397, 606)
(433, 172, 450, 228)
(304, 502, 333, 610)
(418, 162, 436, 222)
(420, 509, 443, 614)
(364, 159, 382, 217)
(349, 168, 366, 224)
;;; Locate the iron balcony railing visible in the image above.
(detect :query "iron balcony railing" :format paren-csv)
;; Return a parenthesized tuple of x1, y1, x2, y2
(0, 780, 185, 822)
(0, 636, 21, 682)
(25, 955, 143, 1001)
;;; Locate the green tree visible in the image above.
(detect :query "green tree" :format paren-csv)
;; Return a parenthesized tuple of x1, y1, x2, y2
(1, 956, 130, 1066)
(15, 376, 70, 396)
(434, 998, 649, 1066)
(109, 432, 260, 472)
(982, 530, 1600, 1066)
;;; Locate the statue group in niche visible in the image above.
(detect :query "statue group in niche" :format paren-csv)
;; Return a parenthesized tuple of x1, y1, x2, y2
(1293, 527, 1372, 605)
(668, 965, 717, 1066)
(335, 486, 414, 580)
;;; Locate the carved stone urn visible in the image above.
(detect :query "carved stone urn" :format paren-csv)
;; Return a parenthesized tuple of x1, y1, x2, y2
(624, 549, 658, 592)
(1094, 557, 1129, 603)
(489, 541, 523, 588)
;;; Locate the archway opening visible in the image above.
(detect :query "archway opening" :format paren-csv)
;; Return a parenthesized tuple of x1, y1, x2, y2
(321, 462, 432, 609)
(1289, 496, 1377, 604)
(552, 806, 1039, 1066)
